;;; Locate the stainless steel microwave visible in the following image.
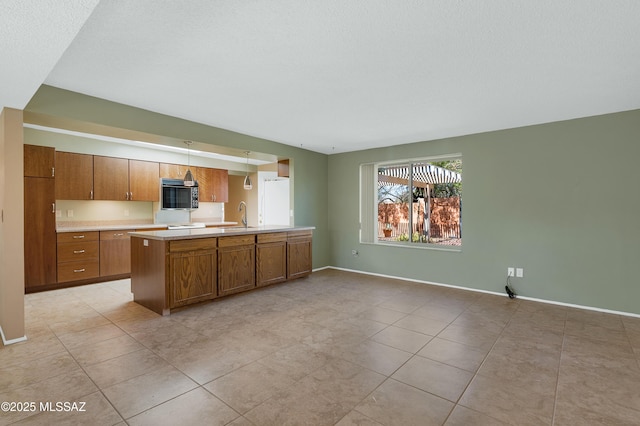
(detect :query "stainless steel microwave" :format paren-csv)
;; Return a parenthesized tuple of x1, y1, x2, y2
(160, 178, 199, 210)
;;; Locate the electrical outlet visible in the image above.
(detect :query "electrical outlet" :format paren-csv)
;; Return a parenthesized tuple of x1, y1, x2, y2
(124, 209, 129, 217)
(351, 249, 359, 257)
(507, 267, 515, 277)
(56, 210, 62, 218)
(516, 268, 524, 278)
(67, 210, 73, 218)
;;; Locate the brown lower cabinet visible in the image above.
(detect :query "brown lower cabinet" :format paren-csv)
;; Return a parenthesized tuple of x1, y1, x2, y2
(256, 233, 287, 287)
(287, 230, 313, 279)
(100, 229, 133, 276)
(131, 229, 312, 315)
(57, 232, 99, 283)
(168, 239, 217, 307)
(218, 234, 255, 296)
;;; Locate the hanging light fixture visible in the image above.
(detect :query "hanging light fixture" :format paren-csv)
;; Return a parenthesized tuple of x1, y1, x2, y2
(183, 140, 195, 187)
(243, 151, 252, 190)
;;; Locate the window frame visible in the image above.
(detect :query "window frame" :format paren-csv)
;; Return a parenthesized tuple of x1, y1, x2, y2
(360, 153, 463, 252)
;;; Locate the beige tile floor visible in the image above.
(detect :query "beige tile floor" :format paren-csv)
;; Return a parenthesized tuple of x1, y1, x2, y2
(2, 269, 640, 425)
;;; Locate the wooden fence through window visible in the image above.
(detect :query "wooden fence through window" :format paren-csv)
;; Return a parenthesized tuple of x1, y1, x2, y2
(378, 197, 461, 239)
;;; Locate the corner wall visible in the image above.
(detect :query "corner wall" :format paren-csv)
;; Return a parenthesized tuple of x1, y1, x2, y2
(328, 109, 640, 315)
(0, 108, 26, 344)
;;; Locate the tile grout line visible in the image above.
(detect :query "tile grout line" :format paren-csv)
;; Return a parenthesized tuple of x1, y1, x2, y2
(549, 309, 569, 426)
(438, 296, 522, 425)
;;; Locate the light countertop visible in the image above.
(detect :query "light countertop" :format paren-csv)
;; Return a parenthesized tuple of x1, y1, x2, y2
(56, 220, 237, 233)
(129, 225, 315, 241)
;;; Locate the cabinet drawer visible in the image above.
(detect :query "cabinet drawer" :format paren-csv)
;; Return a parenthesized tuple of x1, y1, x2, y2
(218, 234, 255, 248)
(169, 238, 217, 253)
(288, 230, 312, 241)
(57, 260, 99, 282)
(57, 241, 99, 263)
(57, 231, 99, 243)
(100, 230, 133, 241)
(257, 232, 287, 244)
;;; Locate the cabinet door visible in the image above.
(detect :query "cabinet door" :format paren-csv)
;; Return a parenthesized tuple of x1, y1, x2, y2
(287, 232, 312, 279)
(94, 156, 129, 200)
(160, 163, 188, 179)
(278, 159, 290, 178)
(257, 242, 287, 287)
(195, 167, 213, 201)
(129, 160, 159, 201)
(169, 250, 217, 307)
(211, 168, 229, 202)
(24, 177, 57, 289)
(24, 145, 55, 178)
(100, 230, 132, 276)
(218, 236, 255, 297)
(55, 151, 94, 200)
(197, 167, 229, 203)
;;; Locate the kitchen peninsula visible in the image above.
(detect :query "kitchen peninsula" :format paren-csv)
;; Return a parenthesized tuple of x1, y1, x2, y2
(130, 226, 313, 315)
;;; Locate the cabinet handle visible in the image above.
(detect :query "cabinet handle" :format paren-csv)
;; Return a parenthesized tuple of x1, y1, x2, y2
(73, 268, 86, 273)
(213, 194, 216, 202)
(114, 233, 124, 237)
(73, 235, 85, 239)
(52, 203, 55, 214)
(73, 249, 85, 254)
(129, 192, 133, 200)
(90, 190, 94, 200)
(51, 167, 55, 177)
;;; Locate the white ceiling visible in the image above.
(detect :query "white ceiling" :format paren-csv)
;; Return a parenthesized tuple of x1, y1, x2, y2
(4, 1, 640, 155)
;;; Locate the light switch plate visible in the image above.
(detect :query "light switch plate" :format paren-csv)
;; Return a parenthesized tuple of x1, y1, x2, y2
(516, 268, 524, 278)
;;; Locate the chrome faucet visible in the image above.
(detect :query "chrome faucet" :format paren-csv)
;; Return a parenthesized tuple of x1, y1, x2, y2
(238, 201, 247, 228)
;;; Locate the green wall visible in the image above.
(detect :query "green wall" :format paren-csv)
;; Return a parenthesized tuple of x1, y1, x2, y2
(27, 85, 640, 314)
(328, 110, 640, 314)
(26, 86, 329, 268)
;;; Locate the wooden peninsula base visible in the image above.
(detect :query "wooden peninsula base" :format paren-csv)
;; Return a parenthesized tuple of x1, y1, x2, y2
(130, 226, 313, 315)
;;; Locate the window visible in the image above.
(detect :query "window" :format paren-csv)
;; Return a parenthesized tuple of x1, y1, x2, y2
(360, 155, 462, 248)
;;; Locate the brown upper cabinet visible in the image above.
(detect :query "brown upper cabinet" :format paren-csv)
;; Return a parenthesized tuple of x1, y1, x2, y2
(129, 160, 160, 201)
(24, 145, 55, 178)
(94, 156, 128, 200)
(94, 156, 159, 201)
(278, 159, 290, 178)
(196, 167, 229, 203)
(55, 151, 94, 200)
(159, 163, 190, 180)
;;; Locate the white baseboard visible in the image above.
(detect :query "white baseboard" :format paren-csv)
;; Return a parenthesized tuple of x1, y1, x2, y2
(324, 266, 640, 319)
(0, 325, 27, 346)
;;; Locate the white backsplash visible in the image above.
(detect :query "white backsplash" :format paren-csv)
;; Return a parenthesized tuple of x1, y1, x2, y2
(54, 200, 225, 225)
(55, 200, 153, 222)
(190, 201, 224, 221)
(154, 209, 190, 224)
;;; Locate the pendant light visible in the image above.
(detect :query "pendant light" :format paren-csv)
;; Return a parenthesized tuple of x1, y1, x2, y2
(184, 140, 195, 187)
(243, 151, 252, 190)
